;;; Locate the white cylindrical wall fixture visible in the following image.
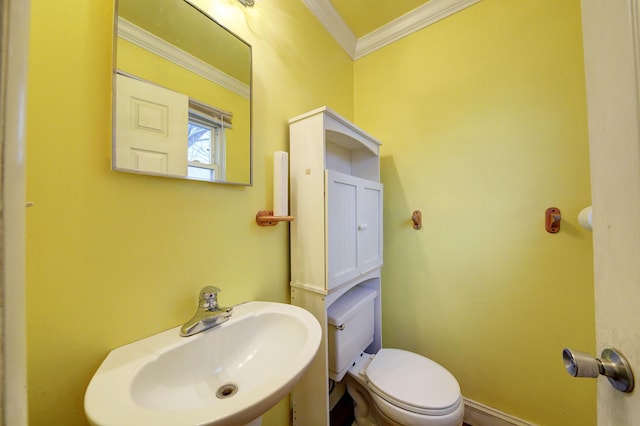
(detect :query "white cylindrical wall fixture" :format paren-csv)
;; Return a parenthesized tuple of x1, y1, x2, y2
(274, 151, 289, 217)
(578, 206, 592, 231)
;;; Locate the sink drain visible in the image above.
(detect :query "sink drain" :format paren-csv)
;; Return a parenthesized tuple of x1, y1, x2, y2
(216, 383, 238, 399)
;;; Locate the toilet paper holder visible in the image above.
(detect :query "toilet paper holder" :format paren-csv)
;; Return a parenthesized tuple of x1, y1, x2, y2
(562, 348, 634, 393)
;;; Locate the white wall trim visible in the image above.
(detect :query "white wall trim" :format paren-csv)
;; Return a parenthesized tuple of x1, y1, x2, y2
(300, 0, 357, 57)
(2, 0, 30, 423)
(632, 0, 640, 106)
(117, 17, 250, 99)
(354, 0, 483, 59)
(464, 398, 537, 426)
(302, 0, 483, 60)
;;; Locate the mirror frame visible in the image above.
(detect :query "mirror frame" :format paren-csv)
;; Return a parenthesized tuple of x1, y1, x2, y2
(112, 0, 253, 186)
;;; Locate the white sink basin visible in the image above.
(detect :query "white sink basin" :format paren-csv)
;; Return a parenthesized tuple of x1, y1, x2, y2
(84, 302, 321, 426)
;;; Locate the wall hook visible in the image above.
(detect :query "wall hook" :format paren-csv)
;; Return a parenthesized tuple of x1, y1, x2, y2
(412, 210, 422, 230)
(545, 207, 561, 233)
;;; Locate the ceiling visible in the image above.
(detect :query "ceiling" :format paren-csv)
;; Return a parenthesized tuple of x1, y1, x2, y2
(302, 0, 482, 59)
(330, 0, 432, 37)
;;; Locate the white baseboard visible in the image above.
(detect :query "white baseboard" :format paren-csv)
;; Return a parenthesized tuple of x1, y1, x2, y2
(464, 398, 537, 426)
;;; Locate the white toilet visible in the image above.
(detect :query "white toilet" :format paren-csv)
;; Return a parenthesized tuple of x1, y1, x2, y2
(327, 286, 464, 426)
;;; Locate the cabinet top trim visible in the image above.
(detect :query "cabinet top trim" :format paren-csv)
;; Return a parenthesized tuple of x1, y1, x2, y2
(289, 106, 383, 148)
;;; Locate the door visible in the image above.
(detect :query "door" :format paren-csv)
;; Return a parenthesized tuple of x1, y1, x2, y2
(115, 74, 188, 175)
(581, 0, 640, 423)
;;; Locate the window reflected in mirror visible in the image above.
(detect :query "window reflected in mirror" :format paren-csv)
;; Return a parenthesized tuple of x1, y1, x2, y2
(188, 113, 223, 181)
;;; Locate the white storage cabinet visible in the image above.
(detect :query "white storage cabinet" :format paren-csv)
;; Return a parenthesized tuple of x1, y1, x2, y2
(289, 107, 384, 426)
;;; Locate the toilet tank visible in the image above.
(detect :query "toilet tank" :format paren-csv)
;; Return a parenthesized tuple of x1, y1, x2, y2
(327, 286, 377, 381)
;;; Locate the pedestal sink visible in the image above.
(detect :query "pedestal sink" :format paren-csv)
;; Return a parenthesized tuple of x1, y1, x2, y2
(84, 302, 321, 426)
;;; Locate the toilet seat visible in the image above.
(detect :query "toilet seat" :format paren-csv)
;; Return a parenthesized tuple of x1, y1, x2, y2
(365, 348, 462, 416)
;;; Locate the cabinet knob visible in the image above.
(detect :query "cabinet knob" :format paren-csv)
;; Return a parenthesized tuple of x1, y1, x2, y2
(358, 223, 367, 231)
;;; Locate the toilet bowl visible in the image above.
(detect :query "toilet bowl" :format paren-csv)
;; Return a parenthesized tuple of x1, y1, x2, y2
(345, 350, 464, 426)
(327, 286, 464, 426)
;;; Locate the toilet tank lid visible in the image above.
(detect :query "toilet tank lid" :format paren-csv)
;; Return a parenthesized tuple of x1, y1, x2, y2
(327, 286, 377, 326)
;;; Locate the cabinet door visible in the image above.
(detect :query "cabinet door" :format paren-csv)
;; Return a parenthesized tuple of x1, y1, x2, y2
(326, 170, 383, 290)
(327, 170, 359, 289)
(358, 180, 383, 273)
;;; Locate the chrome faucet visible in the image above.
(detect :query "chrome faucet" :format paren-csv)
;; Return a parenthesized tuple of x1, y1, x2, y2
(180, 286, 233, 337)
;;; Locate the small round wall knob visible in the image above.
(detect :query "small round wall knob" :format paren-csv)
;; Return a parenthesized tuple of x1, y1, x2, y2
(357, 223, 367, 231)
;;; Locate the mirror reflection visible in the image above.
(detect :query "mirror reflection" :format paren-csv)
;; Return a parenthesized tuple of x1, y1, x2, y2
(114, 0, 252, 185)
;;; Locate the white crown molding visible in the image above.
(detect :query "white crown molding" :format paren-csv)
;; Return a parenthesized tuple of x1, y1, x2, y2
(354, 0, 483, 59)
(301, 0, 358, 57)
(303, 0, 483, 60)
(117, 17, 250, 99)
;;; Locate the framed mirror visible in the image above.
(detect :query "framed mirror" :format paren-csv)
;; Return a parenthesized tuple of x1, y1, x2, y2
(113, 0, 252, 185)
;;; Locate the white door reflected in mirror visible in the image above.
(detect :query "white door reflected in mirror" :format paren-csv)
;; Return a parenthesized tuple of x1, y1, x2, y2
(115, 74, 188, 175)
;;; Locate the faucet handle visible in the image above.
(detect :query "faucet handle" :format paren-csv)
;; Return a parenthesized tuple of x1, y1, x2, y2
(200, 286, 221, 296)
(200, 286, 221, 307)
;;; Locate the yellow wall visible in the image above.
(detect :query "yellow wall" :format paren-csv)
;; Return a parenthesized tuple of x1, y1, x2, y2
(26, 0, 596, 425)
(354, 0, 595, 425)
(25, 0, 352, 424)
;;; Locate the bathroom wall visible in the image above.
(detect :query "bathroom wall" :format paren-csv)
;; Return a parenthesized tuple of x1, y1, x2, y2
(24, 0, 353, 424)
(354, 0, 595, 425)
(25, 0, 596, 424)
